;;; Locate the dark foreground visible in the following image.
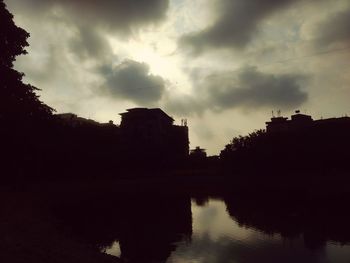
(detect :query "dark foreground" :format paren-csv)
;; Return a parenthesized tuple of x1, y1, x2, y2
(1, 173, 350, 263)
(0, 186, 121, 263)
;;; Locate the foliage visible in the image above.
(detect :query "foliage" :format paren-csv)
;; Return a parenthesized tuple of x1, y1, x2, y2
(220, 129, 266, 158)
(0, 0, 53, 121)
(220, 124, 350, 174)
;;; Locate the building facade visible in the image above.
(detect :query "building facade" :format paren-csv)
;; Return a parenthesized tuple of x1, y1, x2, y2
(119, 108, 189, 165)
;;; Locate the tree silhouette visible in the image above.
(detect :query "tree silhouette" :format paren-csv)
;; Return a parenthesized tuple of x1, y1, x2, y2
(0, 0, 53, 122)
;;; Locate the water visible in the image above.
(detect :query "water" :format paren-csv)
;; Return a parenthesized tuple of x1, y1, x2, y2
(100, 197, 350, 263)
(57, 193, 350, 263)
(167, 199, 350, 263)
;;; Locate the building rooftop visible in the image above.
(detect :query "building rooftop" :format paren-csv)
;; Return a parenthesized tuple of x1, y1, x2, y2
(119, 108, 174, 122)
(266, 110, 350, 133)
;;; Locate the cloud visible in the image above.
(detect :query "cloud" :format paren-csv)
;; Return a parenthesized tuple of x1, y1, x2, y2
(163, 93, 205, 117)
(7, 0, 169, 37)
(314, 6, 350, 47)
(6, 0, 170, 107)
(179, 0, 307, 55)
(99, 60, 166, 105)
(164, 66, 308, 116)
(69, 26, 112, 61)
(7, 0, 170, 66)
(206, 67, 308, 111)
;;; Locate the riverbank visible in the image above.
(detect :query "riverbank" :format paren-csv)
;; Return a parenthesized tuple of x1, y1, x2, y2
(24, 171, 350, 201)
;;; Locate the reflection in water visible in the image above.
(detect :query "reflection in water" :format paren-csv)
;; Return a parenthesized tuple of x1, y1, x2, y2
(169, 199, 350, 263)
(55, 194, 192, 263)
(104, 241, 121, 257)
(224, 192, 350, 250)
(116, 195, 192, 263)
(54, 193, 350, 263)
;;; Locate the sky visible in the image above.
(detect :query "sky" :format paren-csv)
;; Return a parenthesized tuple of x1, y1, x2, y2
(5, 0, 350, 155)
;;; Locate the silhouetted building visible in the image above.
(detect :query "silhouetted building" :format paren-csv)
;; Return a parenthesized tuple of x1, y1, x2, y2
(265, 116, 289, 133)
(190, 147, 207, 159)
(119, 108, 189, 165)
(56, 113, 98, 127)
(120, 108, 174, 135)
(265, 110, 350, 133)
(188, 146, 207, 168)
(314, 116, 350, 128)
(56, 113, 118, 128)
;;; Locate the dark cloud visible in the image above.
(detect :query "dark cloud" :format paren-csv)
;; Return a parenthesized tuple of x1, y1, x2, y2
(69, 26, 112, 61)
(7, 0, 169, 36)
(163, 93, 205, 117)
(165, 67, 308, 116)
(100, 60, 166, 105)
(179, 0, 305, 55)
(206, 67, 308, 111)
(314, 6, 350, 47)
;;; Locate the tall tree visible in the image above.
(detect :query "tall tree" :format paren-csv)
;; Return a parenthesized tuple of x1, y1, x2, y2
(0, 0, 53, 122)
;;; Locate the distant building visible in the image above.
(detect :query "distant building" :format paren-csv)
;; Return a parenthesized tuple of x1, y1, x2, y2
(188, 147, 208, 168)
(56, 113, 98, 127)
(314, 116, 350, 127)
(190, 147, 207, 159)
(56, 113, 117, 128)
(266, 110, 350, 133)
(119, 108, 189, 162)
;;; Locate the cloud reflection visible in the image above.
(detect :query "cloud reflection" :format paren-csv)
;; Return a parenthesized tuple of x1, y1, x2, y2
(168, 199, 345, 263)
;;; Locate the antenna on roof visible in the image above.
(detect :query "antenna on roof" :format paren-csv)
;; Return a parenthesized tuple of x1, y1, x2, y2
(277, 110, 281, 117)
(272, 110, 275, 117)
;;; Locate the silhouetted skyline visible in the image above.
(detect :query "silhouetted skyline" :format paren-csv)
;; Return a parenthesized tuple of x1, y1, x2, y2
(4, 0, 350, 154)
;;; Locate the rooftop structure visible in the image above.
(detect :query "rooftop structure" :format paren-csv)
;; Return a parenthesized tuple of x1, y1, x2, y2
(266, 110, 350, 133)
(190, 147, 207, 158)
(119, 108, 174, 132)
(265, 116, 289, 133)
